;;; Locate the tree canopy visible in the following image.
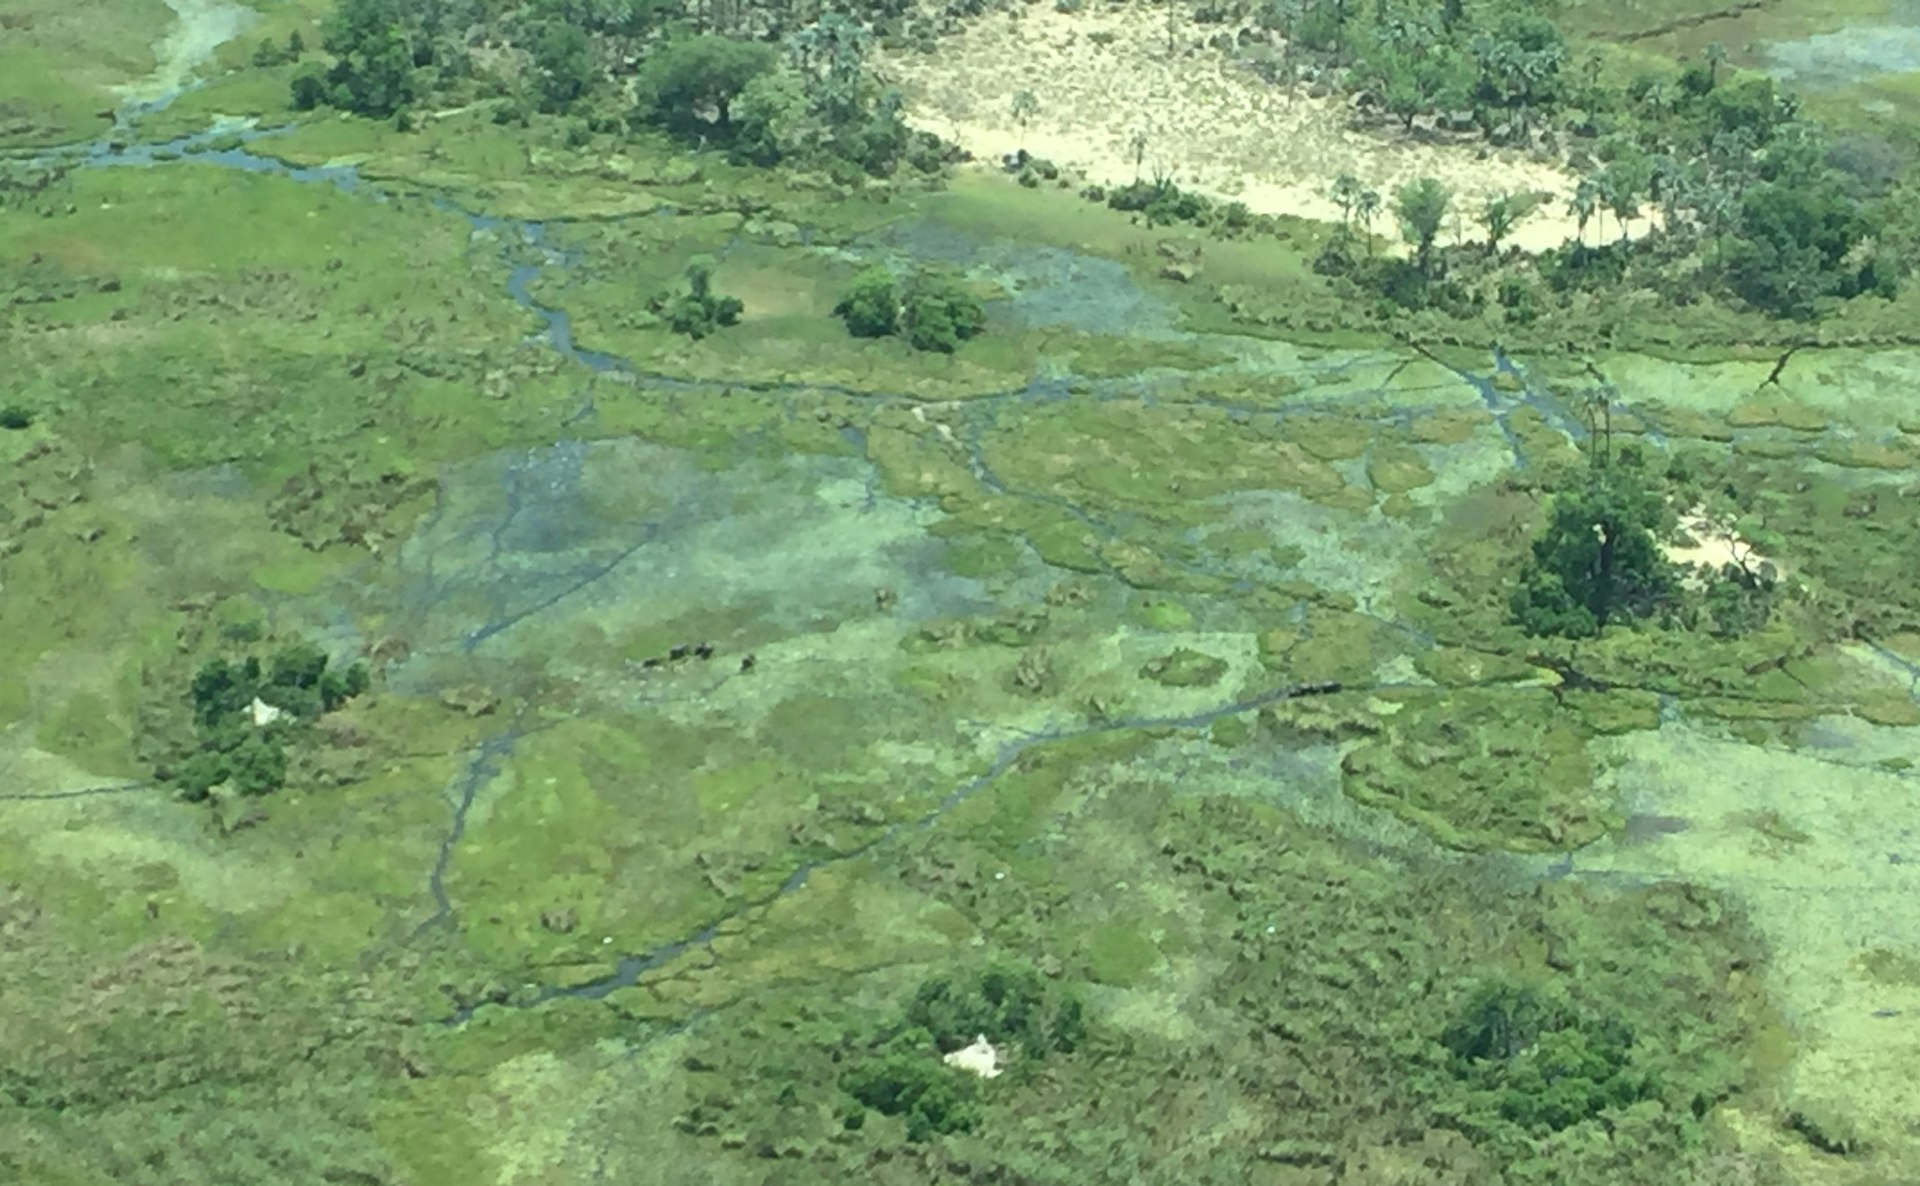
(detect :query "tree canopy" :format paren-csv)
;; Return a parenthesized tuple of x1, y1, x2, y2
(1511, 464, 1674, 638)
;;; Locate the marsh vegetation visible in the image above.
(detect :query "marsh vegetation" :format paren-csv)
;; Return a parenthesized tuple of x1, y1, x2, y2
(3, 0, 1920, 1182)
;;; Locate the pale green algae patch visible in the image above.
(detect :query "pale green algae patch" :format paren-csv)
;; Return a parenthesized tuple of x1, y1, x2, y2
(1567, 720, 1920, 1177)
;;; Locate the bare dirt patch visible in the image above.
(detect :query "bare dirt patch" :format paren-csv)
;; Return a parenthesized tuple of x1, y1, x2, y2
(883, 5, 1603, 252)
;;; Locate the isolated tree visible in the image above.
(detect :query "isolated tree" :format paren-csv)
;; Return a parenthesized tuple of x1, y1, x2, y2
(1128, 128, 1150, 183)
(1395, 177, 1451, 273)
(1479, 191, 1528, 253)
(834, 266, 983, 352)
(655, 258, 743, 339)
(835, 267, 899, 337)
(1331, 172, 1364, 236)
(1355, 186, 1382, 255)
(1703, 40, 1727, 87)
(1512, 465, 1674, 637)
(1010, 89, 1039, 151)
(900, 271, 986, 353)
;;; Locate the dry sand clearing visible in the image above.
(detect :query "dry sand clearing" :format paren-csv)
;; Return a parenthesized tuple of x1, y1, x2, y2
(883, 4, 1607, 252)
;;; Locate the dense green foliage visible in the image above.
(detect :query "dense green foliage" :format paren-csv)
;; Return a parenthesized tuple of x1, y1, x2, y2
(835, 963, 1082, 1141)
(292, 0, 941, 176)
(1512, 461, 1674, 638)
(1395, 176, 1453, 273)
(650, 258, 742, 339)
(0, 403, 33, 430)
(164, 644, 368, 800)
(834, 265, 985, 352)
(293, 0, 418, 118)
(1441, 979, 1657, 1137)
(835, 266, 900, 338)
(905, 962, 1085, 1055)
(841, 1034, 984, 1140)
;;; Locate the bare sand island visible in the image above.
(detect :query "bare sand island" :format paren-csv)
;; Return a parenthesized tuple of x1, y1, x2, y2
(885, 5, 1609, 253)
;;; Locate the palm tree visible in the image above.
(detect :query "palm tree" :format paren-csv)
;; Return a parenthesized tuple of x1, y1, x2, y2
(1569, 179, 1597, 246)
(1703, 41, 1727, 87)
(1641, 80, 1670, 119)
(1011, 89, 1039, 153)
(1479, 192, 1522, 254)
(1356, 187, 1382, 256)
(1330, 173, 1364, 237)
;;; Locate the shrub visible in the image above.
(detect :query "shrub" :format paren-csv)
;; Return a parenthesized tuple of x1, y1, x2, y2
(166, 643, 369, 800)
(653, 260, 743, 340)
(900, 271, 985, 353)
(0, 404, 33, 430)
(842, 1033, 982, 1141)
(905, 961, 1084, 1055)
(835, 266, 900, 338)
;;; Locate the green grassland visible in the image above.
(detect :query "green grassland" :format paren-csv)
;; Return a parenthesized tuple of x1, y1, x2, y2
(0, 0, 176, 148)
(4, 5, 1920, 1186)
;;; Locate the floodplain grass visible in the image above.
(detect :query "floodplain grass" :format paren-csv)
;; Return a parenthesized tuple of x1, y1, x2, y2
(4, 16, 1920, 1182)
(0, 0, 173, 148)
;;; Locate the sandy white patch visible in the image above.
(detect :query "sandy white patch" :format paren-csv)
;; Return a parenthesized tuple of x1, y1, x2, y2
(1664, 507, 1779, 588)
(114, 0, 255, 107)
(884, 6, 1648, 253)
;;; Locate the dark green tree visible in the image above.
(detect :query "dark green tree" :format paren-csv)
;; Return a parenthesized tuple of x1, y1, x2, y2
(1469, 11, 1565, 117)
(905, 962, 1084, 1055)
(654, 258, 743, 339)
(633, 35, 777, 137)
(311, 0, 417, 117)
(899, 271, 985, 354)
(1724, 177, 1868, 319)
(1394, 176, 1452, 273)
(834, 266, 900, 338)
(534, 21, 596, 112)
(841, 1032, 981, 1141)
(1511, 465, 1674, 637)
(1358, 41, 1472, 131)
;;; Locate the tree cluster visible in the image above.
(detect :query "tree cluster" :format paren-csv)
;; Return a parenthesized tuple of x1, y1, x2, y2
(1253, 0, 1910, 323)
(1439, 979, 1661, 1144)
(162, 643, 369, 800)
(295, 0, 949, 179)
(649, 258, 743, 339)
(838, 962, 1084, 1141)
(834, 265, 986, 353)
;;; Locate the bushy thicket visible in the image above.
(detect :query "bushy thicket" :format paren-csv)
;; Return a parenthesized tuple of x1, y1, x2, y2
(162, 643, 368, 800)
(650, 258, 742, 339)
(1246, 0, 1911, 322)
(834, 265, 985, 352)
(296, 0, 953, 179)
(838, 961, 1084, 1141)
